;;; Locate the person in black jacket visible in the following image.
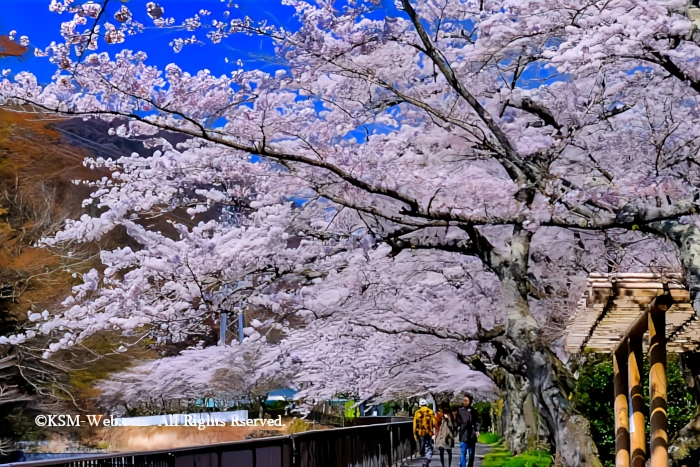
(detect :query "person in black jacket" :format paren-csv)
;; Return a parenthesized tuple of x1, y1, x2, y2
(455, 394, 480, 467)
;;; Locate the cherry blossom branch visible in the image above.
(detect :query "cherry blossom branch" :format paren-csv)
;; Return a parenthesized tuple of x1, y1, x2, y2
(400, 0, 533, 185)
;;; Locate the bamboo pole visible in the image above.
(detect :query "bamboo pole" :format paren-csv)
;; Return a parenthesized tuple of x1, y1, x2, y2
(628, 337, 646, 467)
(649, 308, 668, 466)
(613, 350, 630, 467)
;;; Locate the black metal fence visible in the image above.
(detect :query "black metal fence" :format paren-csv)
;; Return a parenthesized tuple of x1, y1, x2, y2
(304, 410, 345, 427)
(0, 422, 415, 467)
(294, 422, 414, 467)
(345, 417, 411, 427)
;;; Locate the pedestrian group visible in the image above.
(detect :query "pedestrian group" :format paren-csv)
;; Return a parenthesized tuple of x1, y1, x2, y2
(412, 394, 480, 467)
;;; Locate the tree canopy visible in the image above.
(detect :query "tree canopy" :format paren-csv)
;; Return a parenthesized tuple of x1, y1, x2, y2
(3, 0, 700, 464)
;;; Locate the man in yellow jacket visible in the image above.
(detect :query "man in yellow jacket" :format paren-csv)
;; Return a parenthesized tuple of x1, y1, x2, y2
(413, 398, 436, 466)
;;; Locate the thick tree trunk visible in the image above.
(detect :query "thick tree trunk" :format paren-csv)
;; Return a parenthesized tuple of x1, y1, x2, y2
(492, 227, 601, 466)
(647, 221, 700, 312)
(669, 352, 700, 465)
(500, 371, 549, 453)
(496, 334, 600, 465)
(500, 372, 530, 452)
(681, 352, 700, 404)
(529, 348, 600, 466)
(490, 398, 503, 435)
(670, 413, 700, 466)
(648, 222, 700, 465)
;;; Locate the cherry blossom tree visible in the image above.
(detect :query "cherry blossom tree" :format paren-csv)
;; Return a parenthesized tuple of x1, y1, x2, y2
(279, 247, 503, 405)
(97, 336, 296, 417)
(4, 0, 700, 464)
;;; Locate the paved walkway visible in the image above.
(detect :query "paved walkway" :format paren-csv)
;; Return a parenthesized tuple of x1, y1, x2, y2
(405, 443, 490, 467)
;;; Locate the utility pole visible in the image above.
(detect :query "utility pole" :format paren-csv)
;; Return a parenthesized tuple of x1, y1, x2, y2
(219, 284, 229, 346)
(223, 281, 250, 344)
(218, 312, 227, 345)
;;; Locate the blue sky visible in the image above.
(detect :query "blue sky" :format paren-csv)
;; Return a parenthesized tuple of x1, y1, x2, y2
(1, 0, 559, 88)
(0, 0, 402, 85)
(0, 0, 301, 84)
(0, 0, 563, 132)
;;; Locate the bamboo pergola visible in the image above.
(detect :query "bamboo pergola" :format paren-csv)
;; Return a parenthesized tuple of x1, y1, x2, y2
(565, 273, 700, 467)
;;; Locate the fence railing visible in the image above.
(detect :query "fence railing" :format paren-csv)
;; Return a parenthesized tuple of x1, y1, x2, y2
(304, 412, 411, 428)
(345, 417, 412, 427)
(304, 410, 345, 427)
(1, 422, 415, 467)
(293, 422, 414, 467)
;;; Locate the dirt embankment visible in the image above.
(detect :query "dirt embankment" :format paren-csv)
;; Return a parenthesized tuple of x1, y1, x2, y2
(95, 425, 287, 452)
(83, 420, 333, 452)
(33, 419, 334, 453)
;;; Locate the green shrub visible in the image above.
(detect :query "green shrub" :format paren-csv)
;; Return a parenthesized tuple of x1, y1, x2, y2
(265, 400, 287, 411)
(571, 353, 694, 465)
(478, 432, 502, 445)
(473, 401, 493, 431)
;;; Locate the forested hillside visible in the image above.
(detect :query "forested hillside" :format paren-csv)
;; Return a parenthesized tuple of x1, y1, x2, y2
(0, 103, 167, 453)
(0, 86, 245, 452)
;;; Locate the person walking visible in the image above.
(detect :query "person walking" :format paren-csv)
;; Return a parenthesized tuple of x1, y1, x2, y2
(455, 394, 480, 467)
(435, 400, 455, 467)
(413, 398, 436, 466)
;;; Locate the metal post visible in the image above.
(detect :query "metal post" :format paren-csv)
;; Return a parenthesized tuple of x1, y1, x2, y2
(389, 426, 394, 467)
(649, 308, 668, 467)
(613, 350, 630, 467)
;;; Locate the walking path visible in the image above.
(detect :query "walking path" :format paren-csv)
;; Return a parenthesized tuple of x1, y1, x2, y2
(405, 443, 490, 466)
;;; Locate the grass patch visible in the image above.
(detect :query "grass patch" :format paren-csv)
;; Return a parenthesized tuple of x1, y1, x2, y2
(483, 445, 551, 467)
(478, 432, 502, 445)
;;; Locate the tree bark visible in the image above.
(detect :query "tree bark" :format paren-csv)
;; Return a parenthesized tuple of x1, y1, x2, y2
(529, 348, 600, 466)
(647, 221, 700, 313)
(499, 371, 550, 453)
(681, 352, 700, 404)
(490, 399, 501, 434)
(670, 414, 700, 466)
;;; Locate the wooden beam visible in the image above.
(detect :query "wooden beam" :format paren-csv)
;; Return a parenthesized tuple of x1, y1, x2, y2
(588, 273, 683, 279)
(629, 336, 646, 467)
(649, 308, 668, 467)
(614, 350, 630, 467)
(591, 282, 684, 289)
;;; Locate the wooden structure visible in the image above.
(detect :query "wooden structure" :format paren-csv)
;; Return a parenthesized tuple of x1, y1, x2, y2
(565, 273, 700, 467)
